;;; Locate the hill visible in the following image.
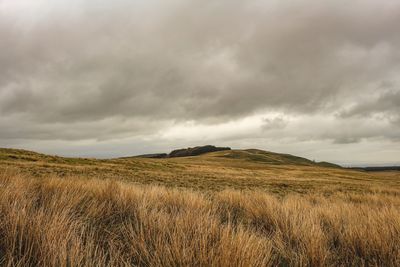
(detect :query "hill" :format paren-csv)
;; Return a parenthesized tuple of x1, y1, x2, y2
(208, 149, 342, 167)
(1, 147, 400, 266)
(0, 147, 398, 194)
(134, 146, 341, 168)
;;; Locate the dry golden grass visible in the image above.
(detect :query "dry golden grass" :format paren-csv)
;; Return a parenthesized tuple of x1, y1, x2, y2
(0, 169, 399, 266)
(1, 148, 399, 195)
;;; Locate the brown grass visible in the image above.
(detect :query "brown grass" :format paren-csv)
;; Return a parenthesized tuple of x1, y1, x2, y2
(0, 169, 399, 266)
(1, 148, 400, 195)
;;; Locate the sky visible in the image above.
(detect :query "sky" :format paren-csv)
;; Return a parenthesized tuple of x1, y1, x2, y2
(0, 0, 399, 165)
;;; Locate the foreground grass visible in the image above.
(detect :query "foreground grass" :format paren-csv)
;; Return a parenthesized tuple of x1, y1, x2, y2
(0, 170, 399, 266)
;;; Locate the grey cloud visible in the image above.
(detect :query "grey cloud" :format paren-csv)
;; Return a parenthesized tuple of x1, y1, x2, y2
(0, 0, 400, 162)
(338, 89, 400, 122)
(332, 137, 361, 145)
(0, 113, 169, 141)
(310, 117, 400, 144)
(261, 117, 288, 131)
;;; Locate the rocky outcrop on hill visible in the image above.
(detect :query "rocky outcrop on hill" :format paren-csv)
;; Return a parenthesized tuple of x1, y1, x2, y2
(169, 145, 231, 158)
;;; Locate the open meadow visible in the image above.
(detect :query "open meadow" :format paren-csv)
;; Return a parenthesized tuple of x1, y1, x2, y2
(0, 148, 399, 266)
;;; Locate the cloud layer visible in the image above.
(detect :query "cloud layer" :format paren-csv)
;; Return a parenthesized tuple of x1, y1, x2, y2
(0, 0, 399, 163)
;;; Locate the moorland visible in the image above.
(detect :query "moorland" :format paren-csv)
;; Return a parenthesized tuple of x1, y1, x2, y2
(0, 147, 399, 266)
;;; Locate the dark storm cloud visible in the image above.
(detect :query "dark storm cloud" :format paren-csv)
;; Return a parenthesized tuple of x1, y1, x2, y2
(339, 89, 400, 123)
(0, 0, 399, 152)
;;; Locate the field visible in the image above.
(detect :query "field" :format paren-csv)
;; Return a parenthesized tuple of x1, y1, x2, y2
(0, 148, 399, 266)
(0, 148, 398, 195)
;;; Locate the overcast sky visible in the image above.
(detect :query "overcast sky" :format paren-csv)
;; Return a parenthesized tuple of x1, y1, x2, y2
(1, 0, 399, 165)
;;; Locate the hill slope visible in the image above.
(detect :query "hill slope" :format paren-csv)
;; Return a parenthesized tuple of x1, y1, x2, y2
(134, 146, 342, 168)
(0, 147, 398, 194)
(206, 149, 342, 167)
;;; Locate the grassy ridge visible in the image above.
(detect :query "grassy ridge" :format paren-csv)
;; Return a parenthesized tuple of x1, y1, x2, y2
(0, 148, 398, 194)
(1, 148, 399, 266)
(0, 170, 399, 266)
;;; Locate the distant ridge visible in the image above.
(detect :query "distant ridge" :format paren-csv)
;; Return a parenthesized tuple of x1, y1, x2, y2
(1, 146, 342, 169)
(349, 166, 400, 172)
(131, 153, 168, 159)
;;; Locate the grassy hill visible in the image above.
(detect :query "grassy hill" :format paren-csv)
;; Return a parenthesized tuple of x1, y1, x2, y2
(1, 147, 400, 266)
(209, 149, 342, 167)
(0, 147, 398, 194)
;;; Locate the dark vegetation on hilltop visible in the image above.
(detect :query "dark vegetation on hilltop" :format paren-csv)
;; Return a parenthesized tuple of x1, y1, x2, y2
(134, 145, 231, 158)
(169, 145, 231, 157)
